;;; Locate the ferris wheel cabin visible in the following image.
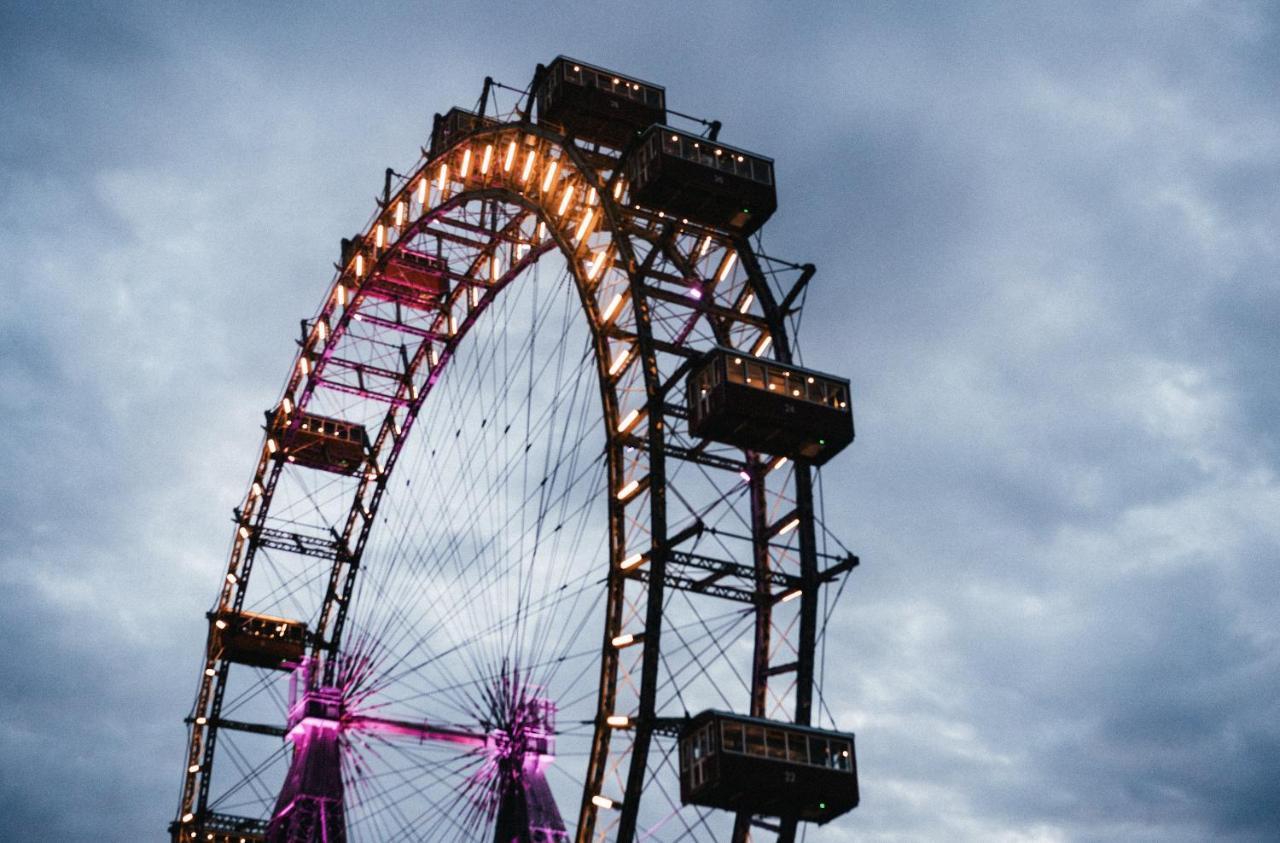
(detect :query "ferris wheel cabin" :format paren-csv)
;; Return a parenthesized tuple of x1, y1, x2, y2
(687, 347, 854, 465)
(534, 56, 666, 150)
(624, 126, 777, 236)
(212, 611, 308, 670)
(429, 106, 500, 159)
(679, 710, 859, 824)
(268, 407, 371, 476)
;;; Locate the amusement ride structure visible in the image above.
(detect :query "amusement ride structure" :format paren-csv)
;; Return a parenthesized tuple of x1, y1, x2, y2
(173, 58, 861, 842)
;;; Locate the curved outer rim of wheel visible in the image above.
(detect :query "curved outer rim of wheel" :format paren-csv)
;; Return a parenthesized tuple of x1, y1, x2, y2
(175, 119, 821, 843)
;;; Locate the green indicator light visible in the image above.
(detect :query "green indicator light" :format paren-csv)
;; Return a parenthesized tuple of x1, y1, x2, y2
(819, 802, 827, 810)
(819, 439, 826, 445)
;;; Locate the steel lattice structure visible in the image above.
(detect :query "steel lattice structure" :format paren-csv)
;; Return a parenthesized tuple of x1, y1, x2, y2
(174, 63, 858, 843)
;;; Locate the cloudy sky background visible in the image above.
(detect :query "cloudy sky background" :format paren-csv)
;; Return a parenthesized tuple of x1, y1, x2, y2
(2, 1, 1278, 840)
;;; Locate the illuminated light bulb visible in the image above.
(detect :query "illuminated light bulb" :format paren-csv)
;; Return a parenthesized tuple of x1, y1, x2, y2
(182, 813, 194, 823)
(588, 187, 598, 205)
(355, 254, 364, 277)
(375, 224, 385, 249)
(696, 235, 711, 259)
(612, 633, 636, 647)
(536, 221, 547, 241)
(298, 356, 310, 374)
(557, 184, 574, 215)
(617, 409, 641, 433)
(460, 147, 472, 179)
(251, 481, 263, 497)
(781, 588, 803, 603)
(541, 159, 559, 192)
(586, 249, 607, 281)
(715, 149, 723, 156)
(613, 77, 620, 84)
(237, 526, 250, 539)
(448, 314, 457, 336)
(737, 155, 745, 162)
(226, 572, 238, 583)
(739, 292, 754, 313)
(613, 180, 624, 200)
(616, 479, 640, 501)
(718, 251, 738, 281)
(840, 401, 848, 408)
(670, 134, 678, 142)
(214, 619, 227, 630)
(606, 715, 631, 728)
(608, 350, 629, 376)
(520, 150, 536, 183)
(687, 285, 702, 300)
(480, 144, 492, 174)
(438, 162, 449, 194)
(188, 764, 200, 774)
(620, 552, 645, 570)
(772, 455, 788, 472)
(490, 253, 501, 282)
(592, 795, 616, 810)
(315, 321, 327, 340)
(793, 389, 800, 396)
(194, 718, 206, 726)
(807, 376, 815, 384)
(768, 383, 776, 391)
(778, 517, 800, 536)
(205, 667, 215, 677)
(601, 292, 623, 322)
(395, 201, 405, 226)
(573, 64, 581, 71)
(739, 470, 751, 483)
(266, 438, 278, 454)
(335, 284, 347, 307)
(576, 207, 595, 242)
(753, 334, 773, 356)
(503, 140, 516, 172)
(281, 397, 293, 414)
(416, 177, 427, 205)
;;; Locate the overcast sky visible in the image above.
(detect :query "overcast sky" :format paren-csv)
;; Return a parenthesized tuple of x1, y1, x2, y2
(2, 1, 1278, 841)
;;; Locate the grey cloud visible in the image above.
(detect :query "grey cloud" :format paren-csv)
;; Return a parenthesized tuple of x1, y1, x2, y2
(2, 1, 1278, 840)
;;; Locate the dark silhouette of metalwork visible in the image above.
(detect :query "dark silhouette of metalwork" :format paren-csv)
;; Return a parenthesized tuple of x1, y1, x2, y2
(173, 55, 860, 843)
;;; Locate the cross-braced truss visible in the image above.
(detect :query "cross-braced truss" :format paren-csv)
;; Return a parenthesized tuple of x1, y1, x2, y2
(174, 75, 857, 843)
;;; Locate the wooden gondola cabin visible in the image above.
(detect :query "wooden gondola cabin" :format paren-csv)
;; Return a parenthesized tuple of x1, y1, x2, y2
(214, 610, 307, 670)
(269, 408, 370, 477)
(430, 106, 500, 159)
(366, 248, 448, 310)
(679, 710, 859, 824)
(687, 348, 854, 465)
(535, 56, 666, 150)
(624, 126, 777, 235)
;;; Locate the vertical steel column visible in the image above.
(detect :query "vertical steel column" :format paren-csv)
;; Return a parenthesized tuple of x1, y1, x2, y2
(732, 458, 774, 843)
(615, 289, 668, 843)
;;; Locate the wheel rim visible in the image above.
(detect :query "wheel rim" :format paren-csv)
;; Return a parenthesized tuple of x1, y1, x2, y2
(176, 113, 838, 843)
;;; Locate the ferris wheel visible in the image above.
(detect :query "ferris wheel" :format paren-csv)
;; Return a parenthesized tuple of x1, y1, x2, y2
(173, 57, 861, 843)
